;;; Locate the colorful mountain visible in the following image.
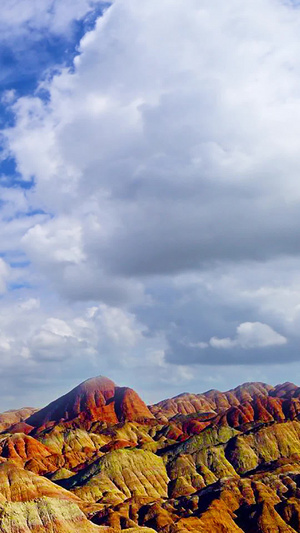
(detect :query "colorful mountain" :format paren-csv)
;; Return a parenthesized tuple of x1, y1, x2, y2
(0, 377, 300, 531)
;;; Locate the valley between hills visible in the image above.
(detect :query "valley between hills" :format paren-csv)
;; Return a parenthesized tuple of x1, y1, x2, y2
(1, 376, 300, 532)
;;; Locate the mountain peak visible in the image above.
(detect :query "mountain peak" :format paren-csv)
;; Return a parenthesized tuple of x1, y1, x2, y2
(76, 375, 116, 392)
(26, 375, 154, 428)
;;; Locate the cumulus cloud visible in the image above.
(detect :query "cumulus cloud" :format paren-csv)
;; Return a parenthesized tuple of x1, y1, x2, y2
(6, 0, 300, 285)
(1, 300, 146, 363)
(2, 0, 300, 406)
(209, 322, 287, 349)
(0, 291, 197, 408)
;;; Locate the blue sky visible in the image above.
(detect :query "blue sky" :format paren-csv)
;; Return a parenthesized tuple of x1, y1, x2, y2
(1, 0, 300, 410)
(0, 2, 109, 174)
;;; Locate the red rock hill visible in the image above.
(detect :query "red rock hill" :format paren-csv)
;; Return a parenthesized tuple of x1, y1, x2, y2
(26, 376, 154, 428)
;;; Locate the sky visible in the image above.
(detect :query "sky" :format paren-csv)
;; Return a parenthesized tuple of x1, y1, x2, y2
(1, 0, 300, 409)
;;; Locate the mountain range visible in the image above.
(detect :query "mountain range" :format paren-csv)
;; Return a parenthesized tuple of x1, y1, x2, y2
(1, 376, 300, 532)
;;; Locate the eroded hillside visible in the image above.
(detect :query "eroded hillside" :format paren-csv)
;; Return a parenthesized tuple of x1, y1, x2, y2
(1, 376, 300, 532)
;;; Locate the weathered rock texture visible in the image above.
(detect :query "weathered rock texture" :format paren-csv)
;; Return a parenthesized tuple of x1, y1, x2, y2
(1, 377, 300, 532)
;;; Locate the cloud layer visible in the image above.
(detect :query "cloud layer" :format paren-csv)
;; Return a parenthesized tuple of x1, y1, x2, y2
(1, 0, 300, 407)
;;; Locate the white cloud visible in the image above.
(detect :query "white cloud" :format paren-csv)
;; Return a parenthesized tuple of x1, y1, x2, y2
(6, 0, 300, 297)
(0, 295, 161, 367)
(211, 322, 287, 349)
(26, 304, 143, 362)
(2, 0, 300, 405)
(22, 218, 85, 265)
(18, 298, 40, 311)
(0, 0, 108, 39)
(94, 304, 144, 347)
(210, 337, 236, 349)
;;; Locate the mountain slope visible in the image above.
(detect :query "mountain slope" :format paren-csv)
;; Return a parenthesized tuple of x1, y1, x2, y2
(0, 462, 103, 533)
(26, 376, 154, 428)
(0, 377, 300, 532)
